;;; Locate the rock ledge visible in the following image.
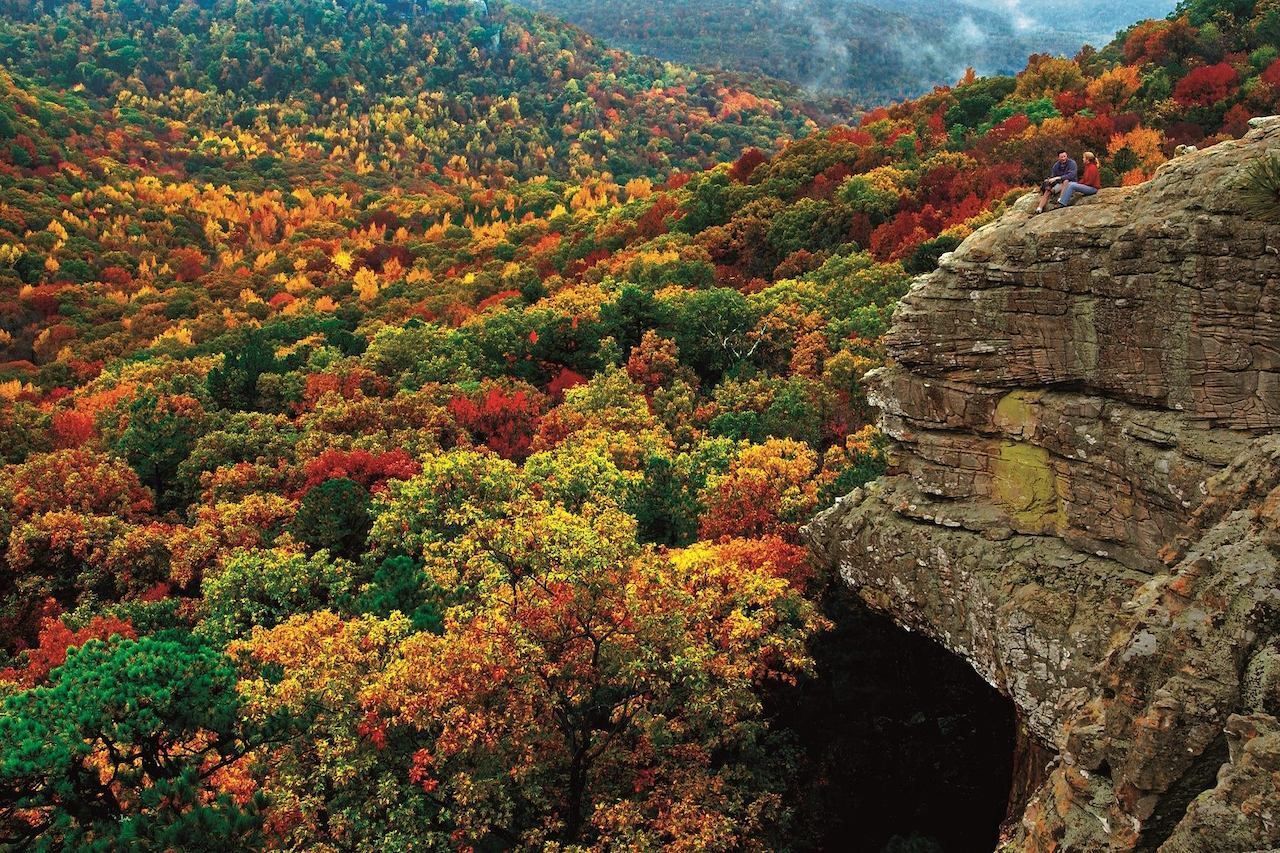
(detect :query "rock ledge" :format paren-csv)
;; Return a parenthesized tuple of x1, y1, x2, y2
(807, 121, 1280, 850)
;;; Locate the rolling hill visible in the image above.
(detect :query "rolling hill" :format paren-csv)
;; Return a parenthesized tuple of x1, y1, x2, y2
(0, 0, 830, 183)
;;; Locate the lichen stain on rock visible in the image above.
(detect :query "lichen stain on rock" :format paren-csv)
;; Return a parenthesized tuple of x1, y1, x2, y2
(1068, 295, 1100, 378)
(994, 390, 1043, 438)
(991, 441, 1062, 532)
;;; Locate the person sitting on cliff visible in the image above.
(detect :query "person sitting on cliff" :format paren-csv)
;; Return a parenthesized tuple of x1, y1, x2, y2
(1054, 152, 1101, 208)
(1035, 150, 1077, 214)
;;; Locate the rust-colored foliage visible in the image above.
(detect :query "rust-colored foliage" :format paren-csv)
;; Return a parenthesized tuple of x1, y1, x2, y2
(296, 448, 421, 497)
(447, 384, 545, 461)
(2, 449, 154, 519)
(0, 615, 137, 687)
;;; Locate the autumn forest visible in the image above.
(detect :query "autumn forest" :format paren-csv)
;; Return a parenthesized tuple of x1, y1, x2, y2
(0, 0, 1276, 849)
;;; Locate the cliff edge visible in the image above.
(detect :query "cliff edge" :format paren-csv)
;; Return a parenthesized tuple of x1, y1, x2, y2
(806, 119, 1280, 851)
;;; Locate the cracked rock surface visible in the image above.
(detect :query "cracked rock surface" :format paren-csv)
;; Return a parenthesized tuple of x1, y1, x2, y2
(806, 119, 1280, 851)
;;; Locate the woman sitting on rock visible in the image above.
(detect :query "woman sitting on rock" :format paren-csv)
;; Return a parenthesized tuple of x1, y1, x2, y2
(1056, 152, 1101, 208)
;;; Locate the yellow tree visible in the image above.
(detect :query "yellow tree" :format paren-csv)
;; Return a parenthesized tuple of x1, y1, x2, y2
(1086, 65, 1142, 113)
(229, 612, 434, 851)
(366, 503, 825, 850)
(698, 438, 820, 542)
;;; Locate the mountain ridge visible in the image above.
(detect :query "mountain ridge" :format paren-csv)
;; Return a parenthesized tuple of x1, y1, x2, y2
(0, 0, 828, 183)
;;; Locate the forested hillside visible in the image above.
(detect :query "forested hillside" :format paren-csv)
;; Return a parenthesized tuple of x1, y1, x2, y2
(0, 0, 1277, 848)
(515, 0, 1029, 102)
(0, 0, 825, 182)
(513, 0, 1178, 101)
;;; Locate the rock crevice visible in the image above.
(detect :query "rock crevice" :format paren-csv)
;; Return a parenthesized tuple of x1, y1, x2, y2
(806, 120, 1280, 850)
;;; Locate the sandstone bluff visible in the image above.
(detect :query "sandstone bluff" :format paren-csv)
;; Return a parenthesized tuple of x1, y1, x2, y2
(807, 118, 1280, 851)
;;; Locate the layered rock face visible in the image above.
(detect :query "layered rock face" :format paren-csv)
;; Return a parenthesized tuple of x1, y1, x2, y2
(806, 119, 1280, 850)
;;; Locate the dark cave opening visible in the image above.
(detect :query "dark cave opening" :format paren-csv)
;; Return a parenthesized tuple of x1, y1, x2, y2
(775, 584, 1028, 853)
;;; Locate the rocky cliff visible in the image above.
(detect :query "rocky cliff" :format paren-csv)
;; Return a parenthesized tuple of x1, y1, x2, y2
(806, 118, 1280, 851)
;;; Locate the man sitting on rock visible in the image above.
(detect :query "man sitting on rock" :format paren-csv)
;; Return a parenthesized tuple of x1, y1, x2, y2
(1036, 150, 1077, 214)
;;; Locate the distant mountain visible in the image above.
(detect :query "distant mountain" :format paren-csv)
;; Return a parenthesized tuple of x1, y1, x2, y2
(512, 0, 1179, 102)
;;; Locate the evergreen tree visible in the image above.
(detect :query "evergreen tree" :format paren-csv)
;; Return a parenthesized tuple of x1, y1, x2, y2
(0, 633, 276, 849)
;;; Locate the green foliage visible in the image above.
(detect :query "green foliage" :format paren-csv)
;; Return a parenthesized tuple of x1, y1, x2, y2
(369, 449, 521, 560)
(711, 409, 765, 442)
(109, 391, 203, 508)
(1256, 8, 1280, 45)
(206, 334, 282, 411)
(760, 377, 827, 448)
(1249, 44, 1279, 69)
(290, 478, 373, 560)
(173, 412, 299, 505)
(766, 197, 855, 259)
(1239, 151, 1280, 222)
(672, 288, 760, 380)
(1179, 0, 1256, 27)
(903, 235, 963, 275)
(522, 441, 638, 512)
(946, 76, 1017, 126)
(601, 285, 675, 354)
(356, 555, 445, 633)
(0, 102, 17, 139)
(58, 257, 94, 283)
(808, 253, 912, 338)
(983, 97, 1060, 132)
(90, 597, 185, 636)
(201, 548, 357, 640)
(676, 170, 733, 233)
(362, 323, 477, 389)
(0, 633, 266, 850)
(818, 454, 889, 510)
(0, 402, 50, 465)
(625, 453, 702, 546)
(838, 175, 900, 223)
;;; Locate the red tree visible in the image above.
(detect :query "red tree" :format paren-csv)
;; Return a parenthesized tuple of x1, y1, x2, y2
(1173, 63, 1239, 108)
(296, 448, 421, 497)
(447, 385, 544, 461)
(1262, 58, 1280, 90)
(168, 247, 208, 282)
(729, 147, 768, 183)
(0, 615, 136, 687)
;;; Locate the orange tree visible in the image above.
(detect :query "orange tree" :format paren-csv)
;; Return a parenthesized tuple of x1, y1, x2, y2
(360, 502, 827, 850)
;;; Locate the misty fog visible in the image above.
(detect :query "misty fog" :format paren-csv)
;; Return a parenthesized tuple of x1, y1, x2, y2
(955, 0, 1178, 43)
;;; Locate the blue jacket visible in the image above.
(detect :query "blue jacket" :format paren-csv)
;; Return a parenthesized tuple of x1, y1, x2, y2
(1050, 158, 1078, 182)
